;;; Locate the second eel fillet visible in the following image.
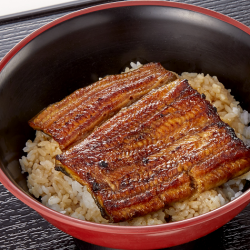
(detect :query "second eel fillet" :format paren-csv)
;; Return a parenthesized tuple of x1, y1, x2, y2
(55, 79, 250, 223)
(28, 63, 177, 149)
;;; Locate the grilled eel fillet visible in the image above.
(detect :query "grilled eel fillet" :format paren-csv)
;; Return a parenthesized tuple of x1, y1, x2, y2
(55, 78, 250, 223)
(28, 63, 177, 149)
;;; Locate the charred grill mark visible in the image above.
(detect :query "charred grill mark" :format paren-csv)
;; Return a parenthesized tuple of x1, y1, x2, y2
(201, 93, 206, 99)
(98, 160, 109, 168)
(55, 165, 71, 177)
(92, 181, 101, 192)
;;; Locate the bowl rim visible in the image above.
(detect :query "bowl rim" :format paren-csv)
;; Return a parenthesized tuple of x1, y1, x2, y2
(1, 0, 250, 233)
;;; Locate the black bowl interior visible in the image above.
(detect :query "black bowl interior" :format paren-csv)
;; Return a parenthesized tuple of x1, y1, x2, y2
(1, 4, 250, 195)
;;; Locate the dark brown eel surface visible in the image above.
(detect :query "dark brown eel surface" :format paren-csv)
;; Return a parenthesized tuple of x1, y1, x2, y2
(54, 78, 250, 223)
(29, 63, 177, 149)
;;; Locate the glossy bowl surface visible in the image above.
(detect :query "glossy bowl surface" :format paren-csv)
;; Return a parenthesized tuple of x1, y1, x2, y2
(1, 1, 250, 249)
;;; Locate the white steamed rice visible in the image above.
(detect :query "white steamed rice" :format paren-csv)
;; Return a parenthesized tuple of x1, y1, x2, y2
(19, 62, 250, 225)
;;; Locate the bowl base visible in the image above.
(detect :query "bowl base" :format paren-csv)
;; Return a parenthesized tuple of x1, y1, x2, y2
(73, 226, 224, 250)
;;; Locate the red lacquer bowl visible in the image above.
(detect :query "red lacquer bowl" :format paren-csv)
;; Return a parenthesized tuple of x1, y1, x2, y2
(1, 1, 250, 249)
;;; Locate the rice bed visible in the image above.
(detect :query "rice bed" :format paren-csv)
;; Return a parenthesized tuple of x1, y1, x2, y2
(19, 63, 250, 226)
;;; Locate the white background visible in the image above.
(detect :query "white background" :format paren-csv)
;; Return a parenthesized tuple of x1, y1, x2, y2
(0, 0, 76, 17)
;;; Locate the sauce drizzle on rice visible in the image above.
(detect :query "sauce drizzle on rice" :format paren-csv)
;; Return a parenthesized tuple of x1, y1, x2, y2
(19, 63, 250, 225)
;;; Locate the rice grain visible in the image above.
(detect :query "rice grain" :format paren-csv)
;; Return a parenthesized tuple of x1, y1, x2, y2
(20, 68, 250, 225)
